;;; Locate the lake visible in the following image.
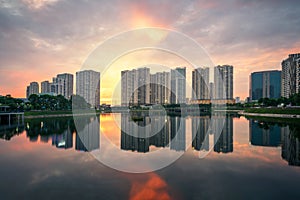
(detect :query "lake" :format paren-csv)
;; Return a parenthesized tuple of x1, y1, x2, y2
(0, 113, 300, 200)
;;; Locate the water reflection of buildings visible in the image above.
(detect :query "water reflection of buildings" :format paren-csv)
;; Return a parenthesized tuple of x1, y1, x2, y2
(120, 114, 186, 153)
(249, 119, 281, 147)
(121, 113, 151, 152)
(249, 119, 300, 166)
(75, 117, 100, 152)
(52, 128, 73, 149)
(170, 116, 186, 151)
(192, 116, 210, 151)
(213, 114, 233, 153)
(281, 126, 300, 166)
(23, 117, 100, 152)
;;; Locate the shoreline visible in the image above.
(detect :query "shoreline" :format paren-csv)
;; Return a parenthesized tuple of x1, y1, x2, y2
(21, 109, 300, 119)
(24, 112, 101, 119)
(239, 111, 300, 119)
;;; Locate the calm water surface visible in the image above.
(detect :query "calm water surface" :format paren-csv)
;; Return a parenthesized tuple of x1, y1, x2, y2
(0, 113, 300, 200)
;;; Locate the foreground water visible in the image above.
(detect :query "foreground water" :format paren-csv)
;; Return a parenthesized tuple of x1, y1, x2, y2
(0, 113, 300, 200)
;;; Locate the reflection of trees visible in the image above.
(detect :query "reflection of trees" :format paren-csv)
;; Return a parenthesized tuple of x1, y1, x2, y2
(249, 119, 281, 147)
(248, 117, 300, 166)
(25, 118, 76, 140)
(0, 126, 25, 141)
(24, 116, 100, 152)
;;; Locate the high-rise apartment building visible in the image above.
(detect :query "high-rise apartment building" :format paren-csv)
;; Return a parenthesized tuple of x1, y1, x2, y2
(51, 77, 64, 96)
(26, 82, 39, 98)
(249, 70, 281, 101)
(210, 82, 214, 99)
(281, 53, 300, 98)
(57, 73, 73, 99)
(76, 70, 100, 108)
(40, 73, 73, 99)
(121, 67, 150, 106)
(41, 81, 51, 94)
(170, 67, 186, 104)
(150, 71, 170, 104)
(137, 67, 150, 105)
(192, 67, 210, 100)
(121, 70, 134, 106)
(214, 65, 233, 100)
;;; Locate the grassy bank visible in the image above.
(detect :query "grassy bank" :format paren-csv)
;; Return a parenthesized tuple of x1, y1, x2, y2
(245, 115, 300, 123)
(244, 107, 300, 115)
(25, 110, 103, 116)
(25, 110, 73, 116)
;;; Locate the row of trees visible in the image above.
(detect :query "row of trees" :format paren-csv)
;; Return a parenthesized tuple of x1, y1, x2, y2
(0, 94, 91, 112)
(0, 95, 24, 111)
(257, 93, 300, 107)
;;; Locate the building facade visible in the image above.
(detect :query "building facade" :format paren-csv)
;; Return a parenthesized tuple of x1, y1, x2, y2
(41, 81, 51, 93)
(76, 70, 100, 108)
(170, 67, 186, 104)
(214, 65, 233, 100)
(192, 67, 210, 101)
(57, 73, 74, 99)
(150, 71, 170, 104)
(250, 70, 281, 101)
(26, 82, 39, 98)
(51, 77, 64, 96)
(121, 68, 150, 106)
(281, 53, 300, 98)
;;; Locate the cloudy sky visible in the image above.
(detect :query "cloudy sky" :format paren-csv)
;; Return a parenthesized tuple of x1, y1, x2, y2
(0, 0, 300, 103)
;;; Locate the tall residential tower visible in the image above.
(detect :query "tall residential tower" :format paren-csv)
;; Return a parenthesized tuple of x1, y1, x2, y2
(57, 73, 74, 99)
(281, 53, 300, 98)
(170, 67, 186, 104)
(214, 65, 233, 100)
(192, 67, 210, 101)
(76, 70, 100, 108)
(121, 67, 150, 106)
(250, 70, 281, 101)
(26, 82, 39, 98)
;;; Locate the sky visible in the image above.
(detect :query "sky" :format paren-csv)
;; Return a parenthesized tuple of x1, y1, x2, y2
(0, 0, 300, 104)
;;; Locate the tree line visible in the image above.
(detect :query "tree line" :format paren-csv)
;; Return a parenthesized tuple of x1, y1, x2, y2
(0, 94, 92, 112)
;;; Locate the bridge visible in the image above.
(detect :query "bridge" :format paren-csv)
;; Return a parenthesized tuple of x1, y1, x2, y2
(0, 112, 24, 127)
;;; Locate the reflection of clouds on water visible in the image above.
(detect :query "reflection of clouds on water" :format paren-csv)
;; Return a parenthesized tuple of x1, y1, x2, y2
(129, 173, 171, 200)
(2, 114, 300, 172)
(248, 118, 300, 166)
(30, 170, 63, 185)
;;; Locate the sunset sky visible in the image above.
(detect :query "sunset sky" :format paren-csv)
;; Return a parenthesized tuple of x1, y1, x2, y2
(0, 0, 300, 104)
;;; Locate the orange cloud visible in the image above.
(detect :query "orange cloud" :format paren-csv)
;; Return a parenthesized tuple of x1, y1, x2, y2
(128, 173, 171, 200)
(129, 4, 168, 28)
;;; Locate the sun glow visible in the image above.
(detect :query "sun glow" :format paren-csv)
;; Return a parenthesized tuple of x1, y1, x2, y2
(130, 7, 165, 28)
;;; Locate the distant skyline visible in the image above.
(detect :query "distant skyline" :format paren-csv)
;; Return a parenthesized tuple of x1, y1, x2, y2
(1, 0, 300, 103)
